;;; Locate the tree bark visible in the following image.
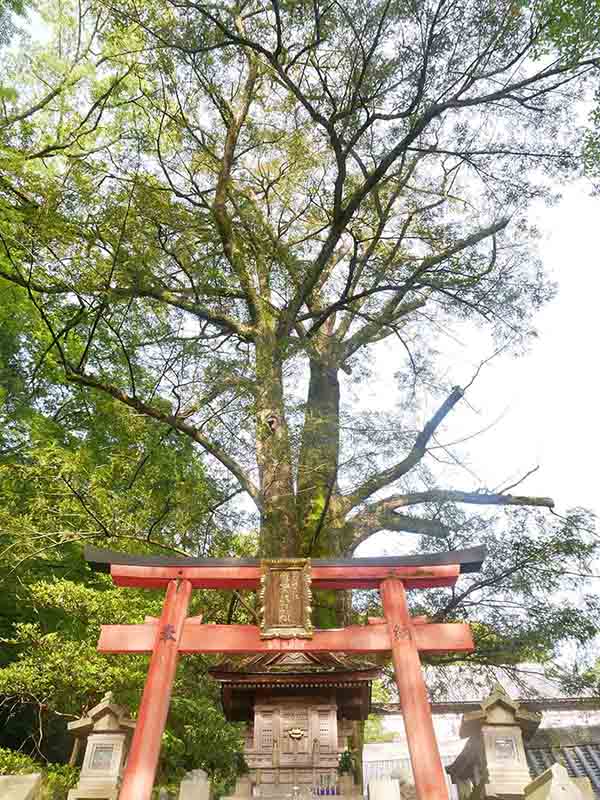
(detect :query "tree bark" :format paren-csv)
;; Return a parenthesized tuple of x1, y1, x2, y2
(297, 357, 341, 557)
(255, 330, 298, 557)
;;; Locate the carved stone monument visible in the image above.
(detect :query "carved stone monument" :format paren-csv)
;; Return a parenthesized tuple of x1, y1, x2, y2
(67, 691, 135, 799)
(447, 683, 542, 800)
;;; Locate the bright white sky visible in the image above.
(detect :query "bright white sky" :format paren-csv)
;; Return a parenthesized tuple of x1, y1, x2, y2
(474, 181, 600, 518)
(359, 180, 600, 530)
(452, 182, 600, 519)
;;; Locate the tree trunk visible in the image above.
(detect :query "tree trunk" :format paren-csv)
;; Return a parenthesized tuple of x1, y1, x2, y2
(297, 357, 340, 557)
(255, 331, 298, 557)
(296, 356, 359, 627)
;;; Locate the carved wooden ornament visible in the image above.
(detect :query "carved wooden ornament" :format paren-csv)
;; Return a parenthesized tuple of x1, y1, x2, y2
(259, 559, 313, 639)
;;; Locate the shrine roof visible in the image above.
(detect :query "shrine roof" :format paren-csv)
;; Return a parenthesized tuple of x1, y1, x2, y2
(84, 545, 485, 573)
(209, 651, 381, 683)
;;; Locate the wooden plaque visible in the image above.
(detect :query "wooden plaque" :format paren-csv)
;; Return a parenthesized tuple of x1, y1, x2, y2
(259, 559, 313, 639)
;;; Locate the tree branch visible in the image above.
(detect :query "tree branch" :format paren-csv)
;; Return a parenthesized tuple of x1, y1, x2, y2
(344, 386, 464, 509)
(66, 371, 261, 506)
(211, 21, 261, 323)
(374, 489, 555, 509)
(109, 285, 255, 340)
(349, 488, 555, 549)
(350, 512, 449, 551)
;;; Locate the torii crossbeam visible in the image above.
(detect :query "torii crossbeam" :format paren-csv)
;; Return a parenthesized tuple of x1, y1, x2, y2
(86, 545, 486, 800)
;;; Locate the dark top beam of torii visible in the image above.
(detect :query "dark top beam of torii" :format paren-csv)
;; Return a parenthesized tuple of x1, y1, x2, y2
(85, 545, 486, 800)
(85, 544, 485, 588)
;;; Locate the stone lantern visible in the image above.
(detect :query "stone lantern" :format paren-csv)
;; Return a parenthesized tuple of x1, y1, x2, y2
(67, 691, 135, 800)
(447, 683, 541, 800)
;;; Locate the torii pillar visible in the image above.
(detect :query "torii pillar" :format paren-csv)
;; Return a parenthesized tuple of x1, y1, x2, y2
(381, 577, 448, 800)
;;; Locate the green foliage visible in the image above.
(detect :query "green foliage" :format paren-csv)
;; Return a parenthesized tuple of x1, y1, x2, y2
(364, 681, 396, 743)
(0, 0, 24, 45)
(163, 696, 247, 794)
(363, 722, 396, 744)
(43, 764, 79, 800)
(0, 281, 246, 784)
(337, 750, 355, 776)
(531, 0, 600, 56)
(524, 0, 600, 184)
(0, 746, 39, 773)
(0, 747, 78, 800)
(0, 560, 248, 785)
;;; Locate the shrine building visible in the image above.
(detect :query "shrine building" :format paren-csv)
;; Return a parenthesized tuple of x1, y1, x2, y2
(210, 651, 380, 796)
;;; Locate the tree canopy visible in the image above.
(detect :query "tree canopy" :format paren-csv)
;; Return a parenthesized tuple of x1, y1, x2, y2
(2, 0, 597, 549)
(1, 0, 600, 790)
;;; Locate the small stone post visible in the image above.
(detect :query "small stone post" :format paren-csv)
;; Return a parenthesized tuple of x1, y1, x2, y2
(0, 773, 42, 800)
(67, 691, 135, 800)
(447, 683, 541, 800)
(368, 776, 402, 800)
(179, 768, 211, 800)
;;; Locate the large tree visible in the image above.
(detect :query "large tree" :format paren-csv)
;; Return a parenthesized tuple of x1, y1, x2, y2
(1, 0, 599, 635)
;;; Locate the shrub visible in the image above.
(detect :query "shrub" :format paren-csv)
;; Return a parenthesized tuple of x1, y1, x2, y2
(0, 747, 78, 799)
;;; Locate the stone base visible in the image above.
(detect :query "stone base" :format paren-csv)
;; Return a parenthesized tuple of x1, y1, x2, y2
(369, 777, 401, 800)
(225, 786, 362, 800)
(179, 768, 210, 800)
(248, 769, 338, 787)
(67, 784, 120, 799)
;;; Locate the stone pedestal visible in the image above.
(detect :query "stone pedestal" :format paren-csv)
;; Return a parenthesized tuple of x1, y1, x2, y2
(339, 774, 355, 795)
(66, 691, 135, 800)
(389, 767, 417, 800)
(179, 768, 210, 800)
(0, 773, 42, 800)
(525, 763, 594, 800)
(480, 719, 533, 796)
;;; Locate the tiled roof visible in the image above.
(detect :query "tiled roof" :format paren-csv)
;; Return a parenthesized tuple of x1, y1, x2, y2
(209, 651, 380, 677)
(526, 746, 600, 796)
(525, 727, 600, 798)
(371, 698, 600, 716)
(422, 663, 594, 703)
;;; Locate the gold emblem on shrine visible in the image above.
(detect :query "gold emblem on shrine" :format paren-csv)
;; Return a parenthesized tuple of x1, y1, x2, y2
(259, 559, 313, 639)
(287, 728, 306, 740)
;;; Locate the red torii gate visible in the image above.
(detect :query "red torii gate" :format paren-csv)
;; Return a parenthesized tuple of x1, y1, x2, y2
(85, 545, 486, 800)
